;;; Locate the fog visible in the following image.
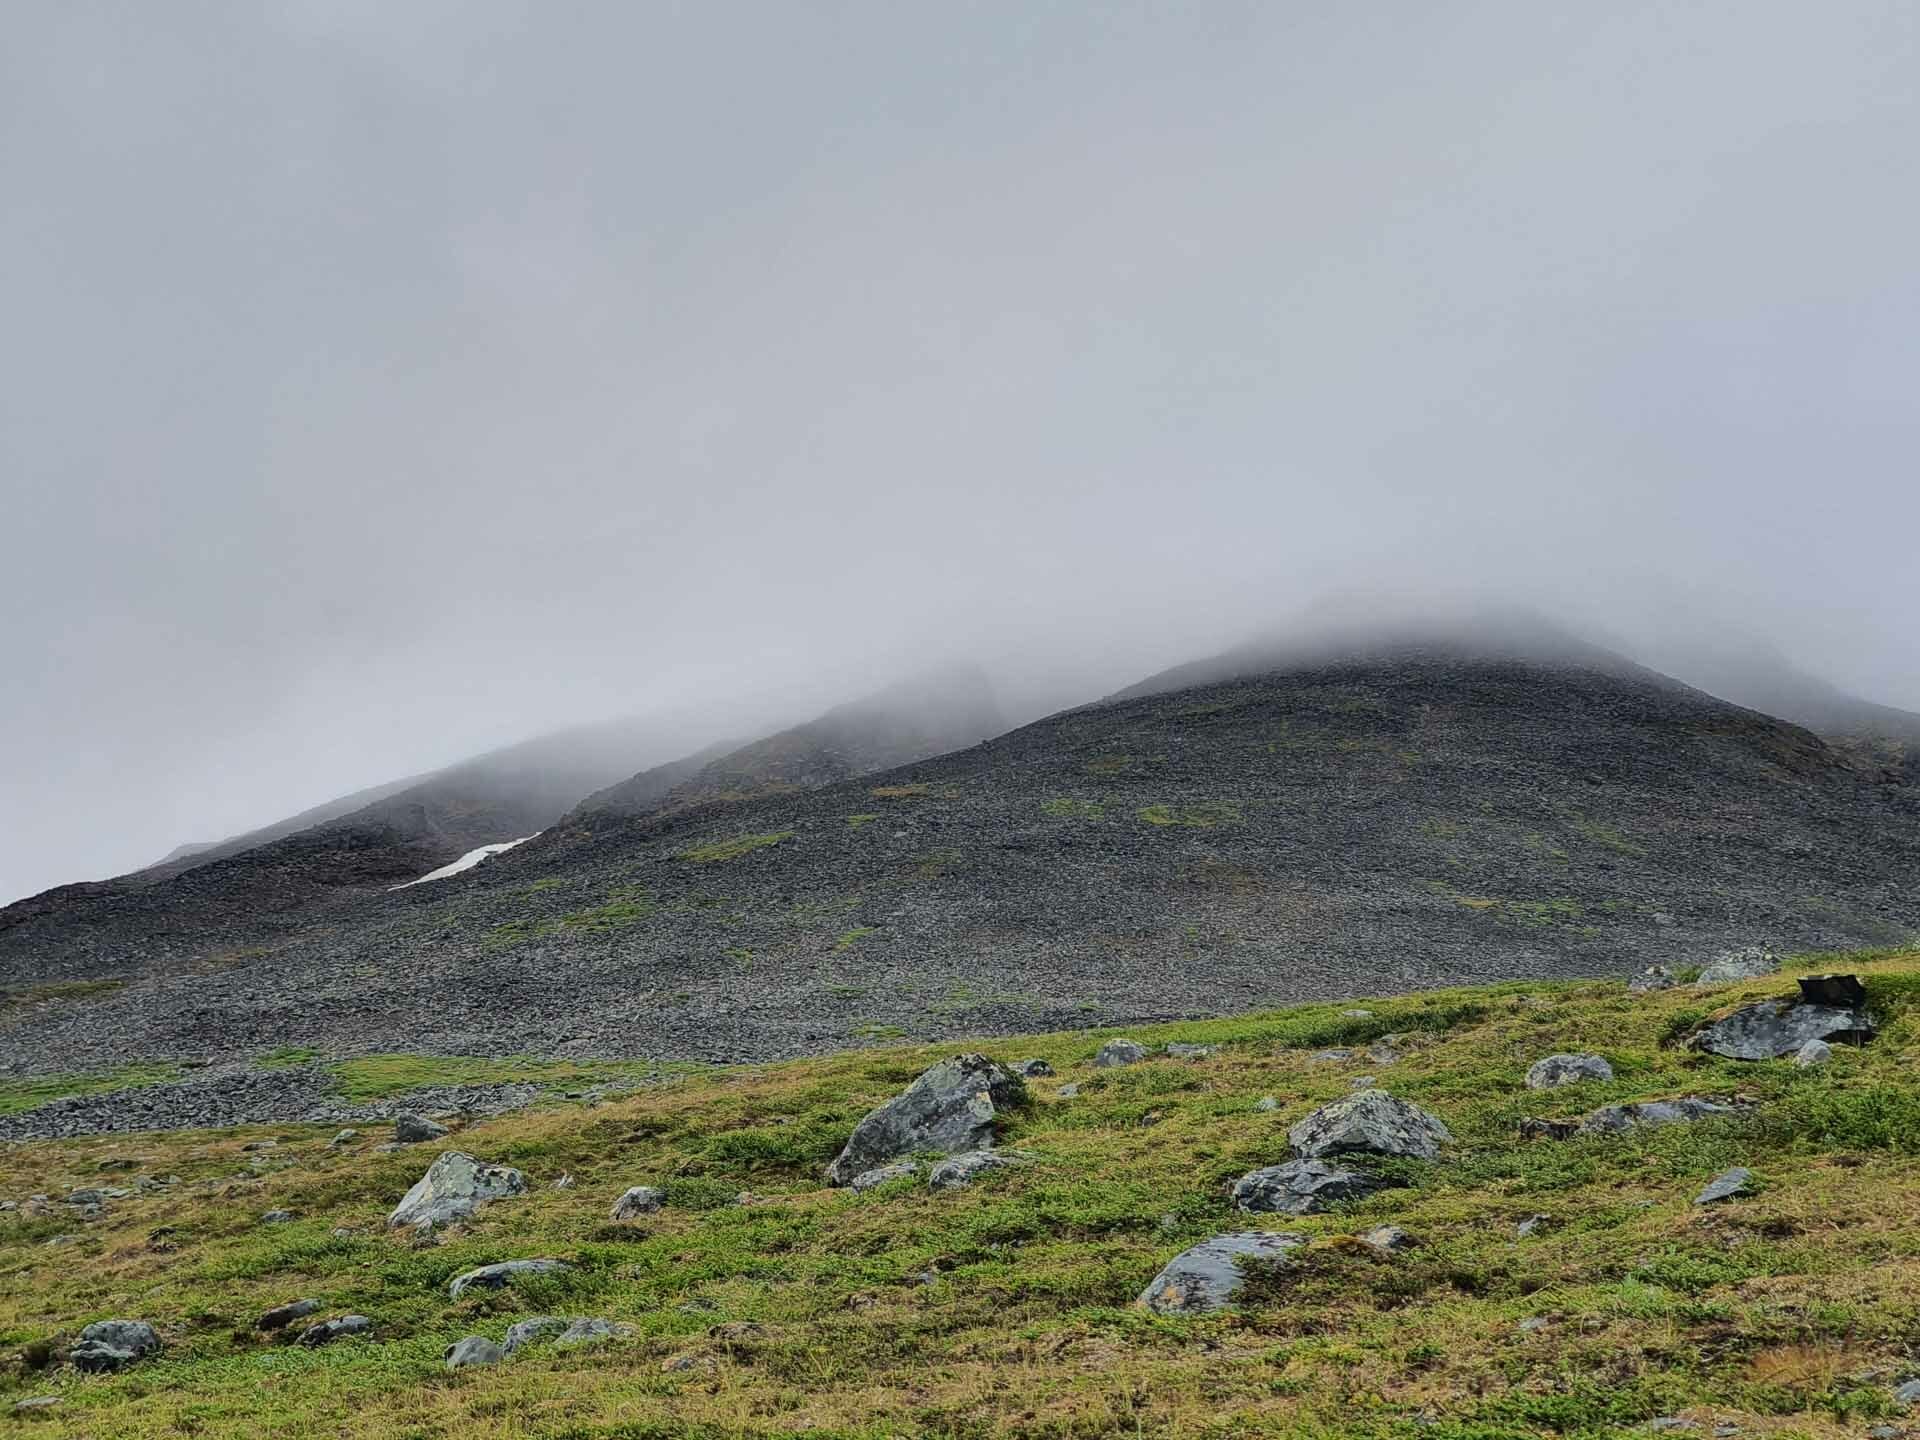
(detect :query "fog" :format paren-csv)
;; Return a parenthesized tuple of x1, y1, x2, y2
(3, 1, 1917, 904)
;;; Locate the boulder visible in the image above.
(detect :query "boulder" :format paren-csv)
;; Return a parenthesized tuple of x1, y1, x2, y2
(1792, 1038, 1832, 1068)
(388, 1152, 527, 1230)
(1231, 1159, 1378, 1215)
(824, 1054, 1026, 1186)
(256, 1298, 320, 1331)
(1013, 1059, 1054, 1078)
(849, 1161, 918, 1192)
(1798, 973, 1867, 1008)
(67, 1319, 161, 1372)
(448, 1259, 572, 1300)
(1525, 1053, 1614, 1089)
(927, 1150, 1032, 1190)
(1693, 1167, 1753, 1205)
(1138, 1231, 1306, 1313)
(296, 1315, 371, 1347)
(1694, 947, 1779, 988)
(444, 1335, 504, 1370)
(1690, 1001, 1874, 1060)
(1095, 1039, 1148, 1068)
(1893, 1378, 1920, 1409)
(1629, 965, 1677, 994)
(394, 1114, 450, 1144)
(503, 1316, 568, 1353)
(610, 1186, 664, 1220)
(1287, 1090, 1452, 1161)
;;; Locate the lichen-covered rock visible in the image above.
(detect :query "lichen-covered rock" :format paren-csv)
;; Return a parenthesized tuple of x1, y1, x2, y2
(1793, 1038, 1833, 1068)
(388, 1151, 527, 1229)
(447, 1259, 572, 1300)
(825, 1054, 1025, 1186)
(610, 1185, 664, 1220)
(1359, 1224, 1418, 1255)
(503, 1316, 569, 1353)
(1525, 1053, 1614, 1089)
(1523, 1095, 1741, 1141)
(1690, 1001, 1874, 1060)
(1231, 1159, 1378, 1215)
(1287, 1090, 1452, 1161)
(849, 1160, 918, 1192)
(1694, 947, 1779, 988)
(1164, 1043, 1214, 1060)
(67, 1319, 161, 1372)
(1138, 1231, 1306, 1313)
(1095, 1039, 1148, 1068)
(927, 1149, 1032, 1190)
(444, 1335, 504, 1370)
(1693, 1167, 1753, 1205)
(556, 1317, 633, 1348)
(394, 1114, 449, 1144)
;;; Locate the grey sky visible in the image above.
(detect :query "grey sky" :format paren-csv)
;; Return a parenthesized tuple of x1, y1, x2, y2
(4, 1, 1917, 904)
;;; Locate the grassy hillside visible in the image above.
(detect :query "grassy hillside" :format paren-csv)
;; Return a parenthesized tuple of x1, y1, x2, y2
(3, 952, 1919, 1437)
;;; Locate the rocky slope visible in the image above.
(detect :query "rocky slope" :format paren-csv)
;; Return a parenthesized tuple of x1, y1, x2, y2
(4, 636, 1914, 1079)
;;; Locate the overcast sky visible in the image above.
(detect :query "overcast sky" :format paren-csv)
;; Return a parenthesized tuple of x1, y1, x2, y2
(4, 0, 1917, 904)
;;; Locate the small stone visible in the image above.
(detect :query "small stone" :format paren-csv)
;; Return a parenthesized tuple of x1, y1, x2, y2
(1254, 1096, 1279, 1112)
(1095, 1039, 1148, 1068)
(328, 1129, 358, 1147)
(1232, 1159, 1379, 1215)
(503, 1316, 569, 1352)
(556, 1317, 632, 1348)
(10, 1397, 60, 1414)
(1365, 1036, 1403, 1064)
(849, 1161, 918, 1192)
(1515, 1214, 1550, 1239)
(1057, 1083, 1081, 1099)
(1349, 1075, 1378, 1090)
(447, 1259, 572, 1300)
(1360, 1225, 1418, 1255)
(662, 1352, 713, 1373)
(1694, 947, 1779, 988)
(1309, 1048, 1354, 1063)
(927, 1150, 1032, 1190)
(1517, 1315, 1549, 1333)
(1164, 1043, 1213, 1060)
(1891, 1378, 1920, 1409)
(552, 1173, 575, 1189)
(1013, 1059, 1054, 1078)
(1340, 1009, 1374, 1018)
(1793, 1039, 1832, 1068)
(256, 1298, 321, 1330)
(297, 1315, 371, 1347)
(1629, 965, 1677, 994)
(261, 1209, 295, 1225)
(610, 1186, 665, 1220)
(241, 1141, 279, 1152)
(444, 1335, 504, 1369)
(394, 1114, 450, 1144)
(1526, 1054, 1614, 1089)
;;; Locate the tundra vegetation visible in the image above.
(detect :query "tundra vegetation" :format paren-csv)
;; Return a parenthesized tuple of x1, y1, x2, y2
(1, 951, 1918, 1437)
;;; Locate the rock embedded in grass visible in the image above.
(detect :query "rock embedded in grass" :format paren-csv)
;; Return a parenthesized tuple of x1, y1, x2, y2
(824, 1053, 1025, 1186)
(1689, 1000, 1874, 1060)
(1525, 1053, 1614, 1089)
(1288, 1090, 1452, 1161)
(447, 1259, 573, 1300)
(394, 1113, 449, 1144)
(1095, 1039, 1148, 1068)
(67, 1319, 161, 1372)
(1360, 1224, 1418, 1255)
(1693, 947, 1779, 988)
(849, 1160, 918, 1192)
(555, 1317, 632, 1348)
(927, 1149, 1032, 1190)
(296, 1315, 371, 1347)
(503, 1316, 569, 1353)
(1629, 965, 1677, 993)
(1138, 1231, 1306, 1314)
(1792, 1038, 1832, 1068)
(387, 1151, 527, 1229)
(1164, 1043, 1213, 1060)
(610, 1185, 664, 1219)
(1231, 1159, 1378, 1215)
(1693, 1167, 1753, 1205)
(256, 1299, 320, 1331)
(444, 1335, 504, 1370)
(1522, 1096, 1741, 1141)
(1012, 1059, 1053, 1078)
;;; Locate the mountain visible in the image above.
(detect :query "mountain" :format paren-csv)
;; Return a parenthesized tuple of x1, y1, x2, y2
(5, 631, 1914, 1080)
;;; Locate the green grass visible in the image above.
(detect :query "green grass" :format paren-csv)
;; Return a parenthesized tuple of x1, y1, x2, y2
(1138, 801, 1243, 828)
(0, 1063, 179, 1117)
(3, 953, 1918, 1438)
(844, 813, 882, 828)
(833, 926, 879, 951)
(323, 1054, 695, 1103)
(676, 831, 795, 864)
(255, 1046, 320, 1070)
(0, 979, 126, 1012)
(1040, 796, 1107, 819)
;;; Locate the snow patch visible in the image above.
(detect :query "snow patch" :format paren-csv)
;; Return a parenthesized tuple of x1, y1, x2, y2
(390, 835, 537, 890)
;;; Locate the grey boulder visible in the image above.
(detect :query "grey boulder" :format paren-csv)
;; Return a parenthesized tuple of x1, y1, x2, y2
(927, 1149, 1032, 1190)
(1526, 1053, 1614, 1089)
(388, 1151, 528, 1230)
(1694, 1167, 1754, 1205)
(68, 1319, 161, 1372)
(610, 1185, 664, 1220)
(1013, 1059, 1054, 1078)
(555, 1317, 633, 1348)
(503, 1316, 569, 1353)
(1694, 947, 1779, 988)
(256, 1298, 320, 1331)
(394, 1113, 450, 1144)
(297, 1315, 371, 1347)
(448, 1259, 572, 1300)
(825, 1054, 1025, 1186)
(444, 1335, 504, 1370)
(1138, 1231, 1306, 1313)
(1690, 1001, 1874, 1060)
(1095, 1039, 1149, 1068)
(1288, 1090, 1452, 1161)
(1524, 1096, 1740, 1141)
(1793, 1038, 1833, 1068)
(849, 1160, 918, 1192)
(1231, 1159, 1378, 1215)
(1629, 966, 1677, 994)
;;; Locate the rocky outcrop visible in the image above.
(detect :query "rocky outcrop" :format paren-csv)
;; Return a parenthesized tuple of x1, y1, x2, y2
(1138, 1232, 1305, 1313)
(849, 1160, 918, 1192)
(388, 1152, 527, 1229)
(1231, 1159, 1377, 1215)
(825, 1054, 1025, 1186)
(1287, 1091, 1452, 1161)
(1689, 1001, 1874, 1060)
(1629, 966, 1677, 994)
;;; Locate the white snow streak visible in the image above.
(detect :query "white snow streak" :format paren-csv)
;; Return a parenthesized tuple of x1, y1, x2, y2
(389, 834, 537, 890)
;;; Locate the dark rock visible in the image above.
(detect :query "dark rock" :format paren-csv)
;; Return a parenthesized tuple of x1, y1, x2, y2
(1690, 1001, 1874, 1060)
(610, 1185, 664, 1220)
(1231, 1159, 1378, 1215)
(927, 1149, 1032, 1190)
(1528, 1096, 1740, 1141)
(394, 1114, 450, 1144)
(447, 1259, 572, 1300)
(444, 1335, 504, 1369)
(825, 1054, 1025, 1186)
(260, 1209, 294, 1225)
(556, 1317, 632, 1348)
(1525, 1053, 1613, 1089)
(1693, 1167, 1753, 1205)
(388, 1151, 527, 1229)
(256, 1298, 321, 1331)
(1798, 973, 1867, 1008)
(1013, 1059, 1054, 1078)
(296, 1315, 371, 1347)
(849, 1161, 917, 1192)
(1095, 1039, 1148, 1068)
(1287, 1090, 1452, 1161)
(1138, 1231, 1306, 1313)
(67, 1319, 161, 1372)
(1629, 965, 1677, 993)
